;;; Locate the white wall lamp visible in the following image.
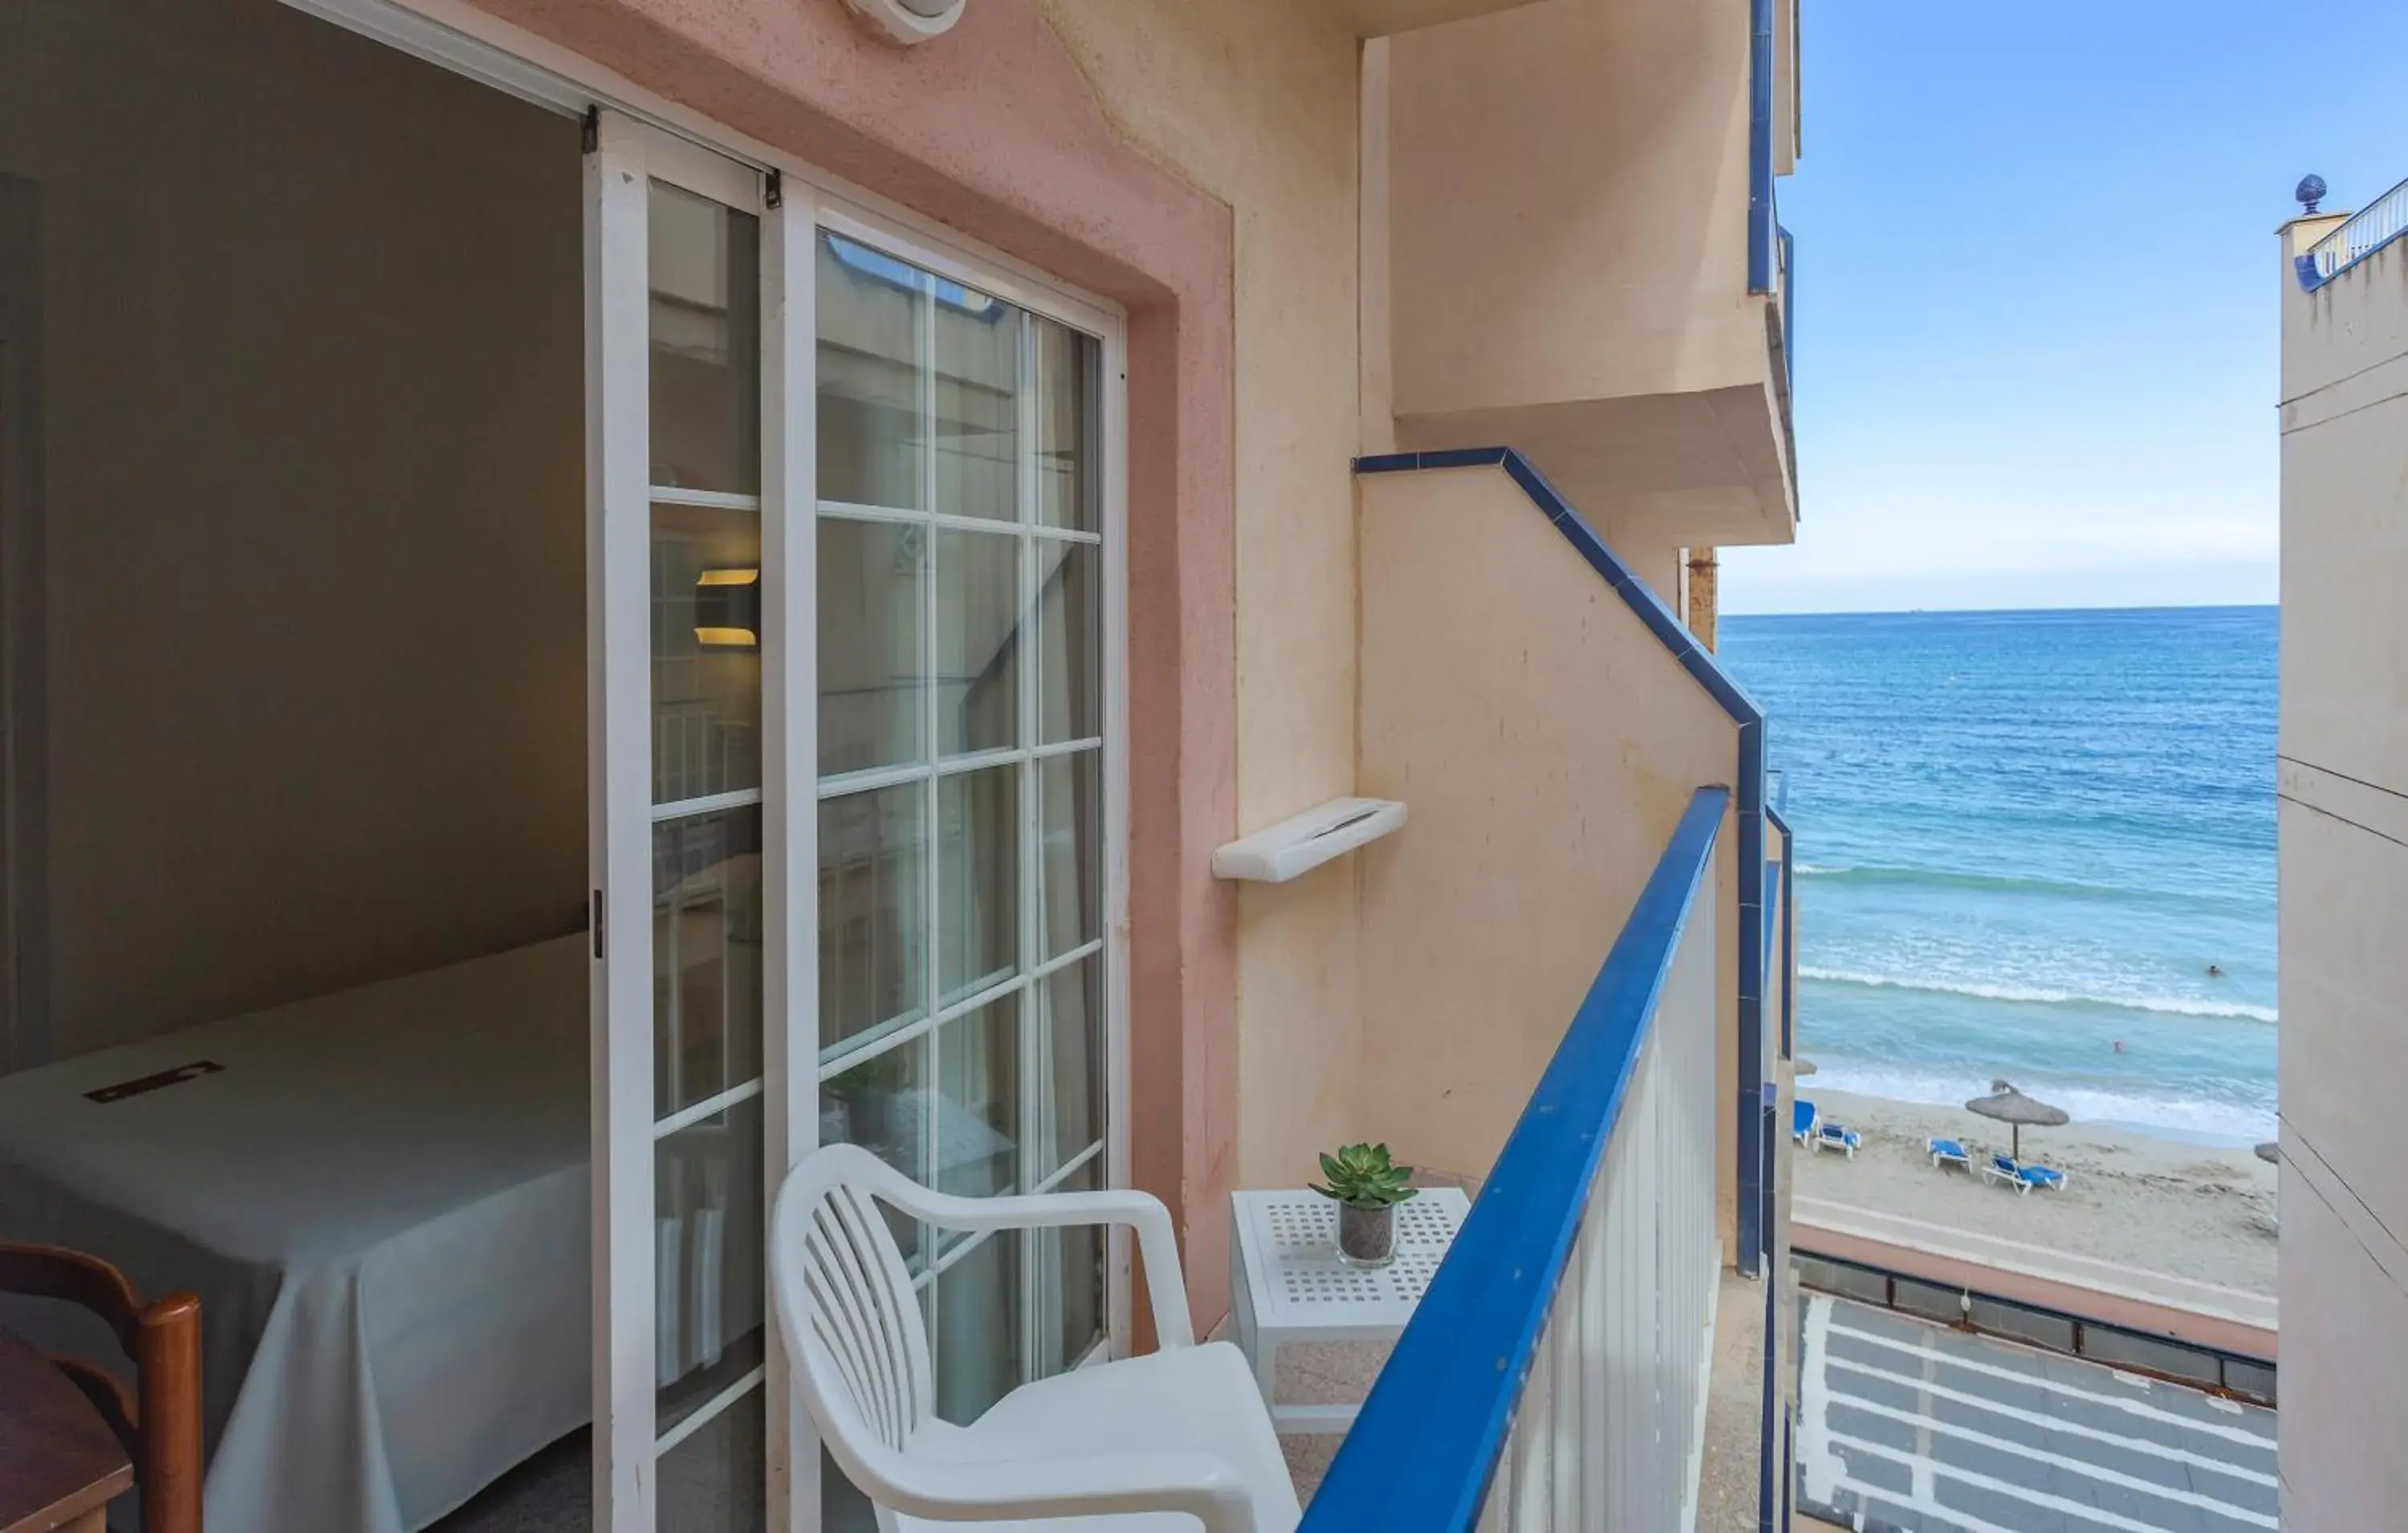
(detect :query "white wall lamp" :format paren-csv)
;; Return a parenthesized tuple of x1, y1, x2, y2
(842, 0, 968, 46)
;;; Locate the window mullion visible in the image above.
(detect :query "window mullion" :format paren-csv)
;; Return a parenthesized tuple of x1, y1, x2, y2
(917, 277, 942, 1346)
(1015, 309, 1046, 1385)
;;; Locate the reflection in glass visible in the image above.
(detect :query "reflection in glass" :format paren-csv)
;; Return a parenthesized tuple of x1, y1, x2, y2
(935, 530, 1020, 757)
(653, 502, 763, 804)
(819, 786, 926, 1055)
(817, 232, 925, 510)
(1036, 958, 1104, 1181)
(934, 299, 1018, 521)
(938, 766, 1018, 1005)
(1034, 1157, 1107, 1376)
(931, 1231, 1023, 1426)
(649, 181, 760, 496)
(1034, 315, 1100, 532)
(817, 518, 925, 776)
(654, 1092, 765, 1430)
(657, 1380, 767, 1532)
(935, 997, 1019, 1202)
(820, 1038, 928, 1269)
(1034, 540, 1100, 746)
(1036, 750, 1102, 963)
(653, 809, 763, 1120)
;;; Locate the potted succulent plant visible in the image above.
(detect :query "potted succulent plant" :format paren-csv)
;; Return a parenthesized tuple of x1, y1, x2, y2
(1310, 1142, 1419, 1268)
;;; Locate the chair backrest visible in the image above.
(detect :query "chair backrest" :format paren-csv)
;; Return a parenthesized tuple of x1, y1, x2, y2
(771, 1145, 938, 1488)
(1991, 1153, 2017, 1173)
(0, 1242, 202, 1533)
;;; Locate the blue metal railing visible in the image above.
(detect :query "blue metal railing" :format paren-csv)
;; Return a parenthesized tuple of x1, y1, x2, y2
(1299, 787, 1730, 1531)
(2296, 173, 2408, 292)
(1747, 0, 1776, 293)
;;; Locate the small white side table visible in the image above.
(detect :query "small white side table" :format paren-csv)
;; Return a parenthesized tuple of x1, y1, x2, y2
(1227, 1186, 1471, 1435)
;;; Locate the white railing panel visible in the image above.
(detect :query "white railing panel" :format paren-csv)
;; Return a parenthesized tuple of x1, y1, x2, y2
(1474, 864, 1723, 1533)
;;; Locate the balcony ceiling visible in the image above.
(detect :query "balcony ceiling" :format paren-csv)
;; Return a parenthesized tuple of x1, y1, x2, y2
(1329, 0, 1546, 38)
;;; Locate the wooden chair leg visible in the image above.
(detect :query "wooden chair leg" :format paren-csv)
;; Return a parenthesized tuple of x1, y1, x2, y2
(136, 1293, 204, 1533)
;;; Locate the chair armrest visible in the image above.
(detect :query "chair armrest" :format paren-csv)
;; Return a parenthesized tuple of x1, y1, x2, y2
(868, 1174, 1195, 1348)
(870, 1449, 1259, 1532)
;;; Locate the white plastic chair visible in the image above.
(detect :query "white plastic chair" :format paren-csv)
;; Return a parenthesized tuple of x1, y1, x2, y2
(770, 1143, 1303, 1532)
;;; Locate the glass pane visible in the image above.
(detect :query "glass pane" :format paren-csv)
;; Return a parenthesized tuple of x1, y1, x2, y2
(1036, 749, 1103, 962)
(657, 1382, 767, 1533)
(655, 1092, 766, 1430)
(937, 766, 1018, 1005)
(1035, 1157, 1107, 1376)
(930, 1231, 1023, 1426)
(817, 518, 925, 776)
(653, 502, 763, 804)
(935, 995, 1019, 1202)
(818, 232, 925, 510)
(935, 529, 1021, 757)
(1034, 540, 1100, 745)
(820, 1036, 929, 1270)
(933, 299, 1018, 521)
(1034, 316, 1100, 532)
(654, 808, 764, 1118)
(819, 785, 927, 1055)
(650, 181, 759, 496)
(1035, 958, 1104, 1181)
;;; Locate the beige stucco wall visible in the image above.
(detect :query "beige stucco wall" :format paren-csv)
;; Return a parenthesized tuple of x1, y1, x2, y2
(1377, 0, 1789, 548)
(1033, 1, 1370, 1191)
(1355, 465, 1741, 1247)
(2275, 218, 2408, 1531)
(1, 0, 587, 1067)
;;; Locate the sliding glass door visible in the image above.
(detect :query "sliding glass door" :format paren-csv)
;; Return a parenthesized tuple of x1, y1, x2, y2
(587, 108, 1125, 1533)
(811, 226, 1115, 1440)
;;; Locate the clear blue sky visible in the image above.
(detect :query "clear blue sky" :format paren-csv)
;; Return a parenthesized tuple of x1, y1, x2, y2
(1722, 1, 2408, 615)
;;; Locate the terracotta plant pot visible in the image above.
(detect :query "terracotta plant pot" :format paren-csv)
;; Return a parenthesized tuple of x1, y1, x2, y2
(1336, 1202, 1396, 1268)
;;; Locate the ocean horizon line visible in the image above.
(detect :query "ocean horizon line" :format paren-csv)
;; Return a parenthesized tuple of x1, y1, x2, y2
(1726, 602, 2279, 620)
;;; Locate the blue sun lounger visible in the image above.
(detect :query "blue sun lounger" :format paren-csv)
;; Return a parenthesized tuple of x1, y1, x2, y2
(1813, 1120, 1861, 1157)
(1926, 1137, 1971, 1172)
(1793, 1099, 1818, 1146)
(1981, 1152, 2068, 1193)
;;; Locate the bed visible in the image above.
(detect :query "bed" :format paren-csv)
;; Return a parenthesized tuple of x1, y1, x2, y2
(0, 937, 592, 1533)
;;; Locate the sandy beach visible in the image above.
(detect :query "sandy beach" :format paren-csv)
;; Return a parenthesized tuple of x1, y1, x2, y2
(1791, 1088, 2278, 1298)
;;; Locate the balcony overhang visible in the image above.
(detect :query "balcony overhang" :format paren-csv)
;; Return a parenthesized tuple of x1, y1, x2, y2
(1331, 0, 1547, 38)
(1393, 364, 1796, 549)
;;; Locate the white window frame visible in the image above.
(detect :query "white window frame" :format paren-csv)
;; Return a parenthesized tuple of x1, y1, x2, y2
(338, 3, 1135, 1520)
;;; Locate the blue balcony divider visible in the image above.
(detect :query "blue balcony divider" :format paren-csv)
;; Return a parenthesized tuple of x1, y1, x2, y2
(1747, 0, 1776, 294)
(1296, 786, 1731, 1531)
(1352, 448, 1771, 1279)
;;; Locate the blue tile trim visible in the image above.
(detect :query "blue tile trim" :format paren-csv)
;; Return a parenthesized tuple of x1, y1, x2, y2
(1418, 445, 1511, 470)
(1352, 446, 1774, 1275)
(1297, 788, 1731, 1533)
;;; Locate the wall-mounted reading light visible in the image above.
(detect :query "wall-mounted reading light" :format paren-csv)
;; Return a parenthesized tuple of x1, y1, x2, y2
(695, 567, 759, 649)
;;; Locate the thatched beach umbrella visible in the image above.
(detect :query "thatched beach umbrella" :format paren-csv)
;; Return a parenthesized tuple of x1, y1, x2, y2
(1794, 1058, 1819, 1077)
(2255, 1141, 2280, 1165)
(1965, 1079, 2068, 1162)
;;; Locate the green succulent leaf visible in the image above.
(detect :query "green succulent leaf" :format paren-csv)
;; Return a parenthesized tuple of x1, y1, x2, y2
(1311, 1142, 1423, 1209)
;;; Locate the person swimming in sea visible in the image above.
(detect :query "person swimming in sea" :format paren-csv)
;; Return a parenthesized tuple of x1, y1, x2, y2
(2207, 964, 2224, 978)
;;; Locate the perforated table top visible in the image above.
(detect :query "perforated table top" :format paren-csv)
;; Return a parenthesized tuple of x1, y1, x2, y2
(1230, 1186, 1471, 1336)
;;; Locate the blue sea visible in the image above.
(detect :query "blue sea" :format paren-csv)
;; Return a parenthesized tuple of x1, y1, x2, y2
(1720, 608, 2278, 1145)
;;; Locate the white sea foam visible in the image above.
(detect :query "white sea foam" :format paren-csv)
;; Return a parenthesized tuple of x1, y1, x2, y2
(1797, 966, 2278, 1024)
(1802, 1062, 2277, 1144)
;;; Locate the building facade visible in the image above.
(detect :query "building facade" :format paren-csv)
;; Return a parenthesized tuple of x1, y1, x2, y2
(0, 0, 1801, 1527)
(2276, 181, 2408, 1531)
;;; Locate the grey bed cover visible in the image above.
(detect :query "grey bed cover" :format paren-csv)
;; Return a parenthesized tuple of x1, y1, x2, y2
(0, 937, 592, 1533)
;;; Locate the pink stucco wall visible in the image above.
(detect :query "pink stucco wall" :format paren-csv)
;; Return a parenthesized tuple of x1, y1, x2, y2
(461, 0, 1242, 1335)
